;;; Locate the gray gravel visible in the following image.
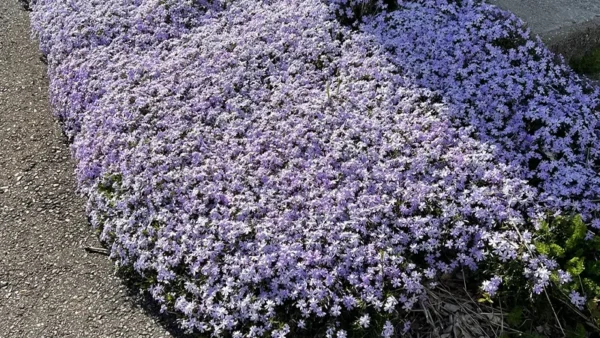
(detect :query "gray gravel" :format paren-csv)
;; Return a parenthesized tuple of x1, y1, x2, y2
(0, 2, 177, 337)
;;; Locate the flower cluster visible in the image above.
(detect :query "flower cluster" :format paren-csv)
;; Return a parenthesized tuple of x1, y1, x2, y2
(481, 275, 502, 296)
(363, 0, 600, 222)
(570, 290, 587, 310)
(31, 0, 599, 335)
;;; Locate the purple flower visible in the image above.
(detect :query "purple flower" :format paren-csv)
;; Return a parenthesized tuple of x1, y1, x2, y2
(481, 276, 502, 296)
(402, 321, 411, 334)
(557, 270, 572, 284)
(330, 304, 342, 317)
(569, 290, 587, 310)
(358, 314, 370, 328)
(586, 230, 595, 241)
(31, 0, 599, 336)
(381, 321, 394, 338)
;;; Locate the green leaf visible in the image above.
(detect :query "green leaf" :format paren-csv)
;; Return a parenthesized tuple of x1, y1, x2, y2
(478, 293, 493, 304)
(535, 242, 550, 255)
(506, 306, 523, 327)
(587, 298, 600, 321)
(591, 237, 600, 251)
(566, 322, 586, 338)
(548, 243, 565, 258)
(566, 256, 585, 277)
(538, 219, 550, 233)
(566, 215, 587, 251)
(536, 241, 565, 258)
(583, 278, 600, 297)
(586, 261, 600, 277)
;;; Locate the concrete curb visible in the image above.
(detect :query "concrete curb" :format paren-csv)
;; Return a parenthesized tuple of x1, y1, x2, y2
(542, 16, 600, 61)
(489, 0, 600, 62)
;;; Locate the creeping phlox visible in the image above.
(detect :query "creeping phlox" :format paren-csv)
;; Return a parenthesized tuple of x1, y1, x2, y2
(31, 0, 599, 335)
(364, 0, 600, 224)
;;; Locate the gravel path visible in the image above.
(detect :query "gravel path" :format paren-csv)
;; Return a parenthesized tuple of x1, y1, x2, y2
(0, 2, 178, 337)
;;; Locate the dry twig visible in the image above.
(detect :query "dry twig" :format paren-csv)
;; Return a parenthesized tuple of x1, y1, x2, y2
(84, 246, 110, 255)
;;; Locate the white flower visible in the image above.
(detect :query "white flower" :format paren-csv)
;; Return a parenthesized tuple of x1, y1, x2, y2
(358, 314, 370, 328)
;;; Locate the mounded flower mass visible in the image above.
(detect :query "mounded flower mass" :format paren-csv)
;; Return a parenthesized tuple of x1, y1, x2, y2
(31, 0, 599, 336)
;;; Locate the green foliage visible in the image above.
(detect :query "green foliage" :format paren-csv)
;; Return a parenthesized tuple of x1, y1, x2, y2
(97, 172, 123, 199)
(534, 215, 600, 328)
(478, 292, 494, 304)
(506, 306, 523, 327)
(567, 323, 587, 338)
(535, 242, 565, 257)
(587, 261, 600, 277)
(570, 47, 600, 76)
(534, 215, 597, 282)
(566, 256, 586, 277)
(492, 34, 526, 51)
(481, 214, 600, 337)
(565, 215, 587, 251)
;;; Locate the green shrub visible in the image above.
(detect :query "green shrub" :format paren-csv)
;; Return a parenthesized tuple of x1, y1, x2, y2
(479, 215, 600, 336)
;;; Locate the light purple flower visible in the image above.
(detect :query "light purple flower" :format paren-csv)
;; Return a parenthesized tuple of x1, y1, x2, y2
(358, 314, 370, 328)
(557, 270, 572, 284)
(402, 321, 411, 334)
(569, 290, 587, 310)
(481, 276, 502, 296)
(30, 0, 599, 336)
(381, 321, 394, 338)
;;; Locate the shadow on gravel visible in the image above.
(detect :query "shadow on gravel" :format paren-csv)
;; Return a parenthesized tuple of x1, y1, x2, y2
(115, 269, 199, 338)
(18, 0, 32, 12)
(119, 284, 199, 338)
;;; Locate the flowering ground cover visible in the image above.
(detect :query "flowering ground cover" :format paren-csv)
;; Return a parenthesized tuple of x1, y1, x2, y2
(31, 0, 600, 336)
